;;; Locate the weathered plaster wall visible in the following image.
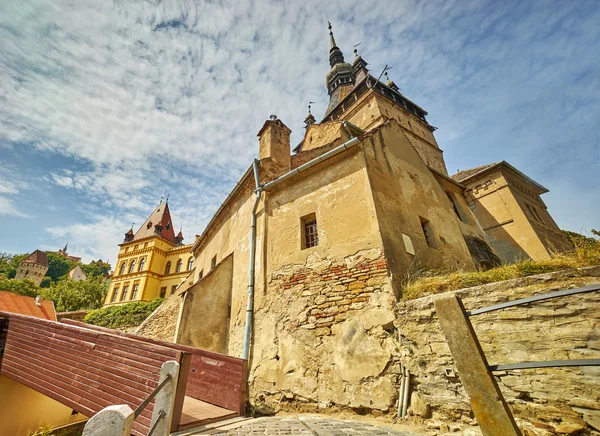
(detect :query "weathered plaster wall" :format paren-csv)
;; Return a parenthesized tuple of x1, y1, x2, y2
(249, 248, 401, 414)
(395, 267, 600, 435)
(341, 92, 448, 175)
(177, 254, 233, 354)
(363, 121, 475, 295)
(0, 375, 88, 436)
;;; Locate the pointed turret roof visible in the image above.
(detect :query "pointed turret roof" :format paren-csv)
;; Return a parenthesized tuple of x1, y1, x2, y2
(131, 201, 177, 244)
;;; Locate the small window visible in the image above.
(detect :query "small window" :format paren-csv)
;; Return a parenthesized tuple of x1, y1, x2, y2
(187, 257, 194, 271)
(301, 213, 319, 249)
(121, 285, 129, 301)
(138, 258, 146, 271)
(198, 270, 203, 280)
(171, 285, 177, 295)
(129, 260, 136, 274)
(111, 287, 120, 303)
(176, 259, 183, 273)
(160, 287, 167, 298)
(134, 244, 139, 251)
(25, 270, 29, 276)
(119, 262, 126, 275)
(211, 256, 217, 270)
(131, 284, 139, 300)
(165, 261, 171, 274)
(419, 216, 437, 248)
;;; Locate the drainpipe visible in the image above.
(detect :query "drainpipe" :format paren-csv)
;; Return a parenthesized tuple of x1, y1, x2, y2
(242, 127, 362, 360)
(242, 159, 262, 361)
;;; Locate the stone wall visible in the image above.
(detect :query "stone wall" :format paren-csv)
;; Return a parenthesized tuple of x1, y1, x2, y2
(396, 267, 600, 435)
(134, 294, 181, 342)
(249, 248, 402, 414)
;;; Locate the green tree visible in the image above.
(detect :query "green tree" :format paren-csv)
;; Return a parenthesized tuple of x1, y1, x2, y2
(81, 260, 112, 278)
(0, 253, 28, 279)
(46, 252, 75, 282)
(40, 276, 108, 312)
(0, 277, 39, 297)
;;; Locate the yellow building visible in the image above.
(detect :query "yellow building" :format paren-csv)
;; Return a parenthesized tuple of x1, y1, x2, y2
(103, 201, 194, 306)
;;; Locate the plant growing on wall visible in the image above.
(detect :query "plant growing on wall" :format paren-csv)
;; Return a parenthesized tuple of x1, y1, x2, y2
(84, 298, 164, 328)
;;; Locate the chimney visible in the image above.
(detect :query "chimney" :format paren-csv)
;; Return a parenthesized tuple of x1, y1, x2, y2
(257, 115, 291, 178)
(34, 296, 42, 306)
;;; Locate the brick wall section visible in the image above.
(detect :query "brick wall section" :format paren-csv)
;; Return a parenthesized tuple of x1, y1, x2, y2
(275, 254, 389, 337)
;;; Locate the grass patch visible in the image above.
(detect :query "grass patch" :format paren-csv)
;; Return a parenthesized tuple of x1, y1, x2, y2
(402, 243, 600, 301)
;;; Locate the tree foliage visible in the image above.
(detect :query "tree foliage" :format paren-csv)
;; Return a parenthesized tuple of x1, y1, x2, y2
(46, 252, 75, 282)
(0, 277, 38, 297)
(80, 260, 111, 278)
(40, 276, 108, 313)
(0, 252, 28, 279)
(84, 299, 164, 328)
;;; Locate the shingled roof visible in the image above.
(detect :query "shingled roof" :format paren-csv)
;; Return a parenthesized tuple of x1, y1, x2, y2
(0, 291, 56, 321)
(22, 250, 48, 267)
(131, 202, 176, 244)
(451, 163, 499, 183)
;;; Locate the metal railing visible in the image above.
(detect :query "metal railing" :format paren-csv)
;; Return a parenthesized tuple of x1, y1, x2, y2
(134, 373, 172, 436)
(435, 284, 600, 436)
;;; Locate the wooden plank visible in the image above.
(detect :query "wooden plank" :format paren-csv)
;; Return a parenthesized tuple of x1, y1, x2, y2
(0, 312, 185, 435)
(434, 294, 522, 436)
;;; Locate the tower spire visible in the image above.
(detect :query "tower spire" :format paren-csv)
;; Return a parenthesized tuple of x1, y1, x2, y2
(304, 101, 316, 128)
(327, 22, 345, 67)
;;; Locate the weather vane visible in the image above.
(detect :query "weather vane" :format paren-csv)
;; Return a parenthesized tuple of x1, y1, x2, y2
(308, 101, 315, 114)
(354, 43, 361, 57)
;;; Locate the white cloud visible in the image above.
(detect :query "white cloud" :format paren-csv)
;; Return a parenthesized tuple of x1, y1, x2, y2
(0, 0, 598, 254)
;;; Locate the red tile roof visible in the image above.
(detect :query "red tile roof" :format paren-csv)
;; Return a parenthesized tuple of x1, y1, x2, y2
(22, 250, 49, 267)
(0, 291, 57, 321)
(131, 202, 176, 244)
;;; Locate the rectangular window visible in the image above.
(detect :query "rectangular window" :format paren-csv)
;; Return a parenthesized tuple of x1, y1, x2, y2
(131, 284, 139, 300)
(211, 256, 217, 270)
(171, 285, 177, 295)
(111, 286, 120, 303)
(160, 286, 167, 298)
(301, 213, 319, 249)
(121, 284, 129, 301)
(198, 270, 203, 280)
(419, 216, 437, 248)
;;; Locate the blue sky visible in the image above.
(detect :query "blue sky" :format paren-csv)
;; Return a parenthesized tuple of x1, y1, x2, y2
(0, 0, 598, 264)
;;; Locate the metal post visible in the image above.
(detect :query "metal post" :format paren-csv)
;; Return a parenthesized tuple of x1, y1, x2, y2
(434, 294, 522, 436)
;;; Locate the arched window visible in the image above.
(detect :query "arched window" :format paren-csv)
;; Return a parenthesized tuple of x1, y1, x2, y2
(176, 259, 183, 273)
(129, 260, 136, 274)
(165, 261, 171, 274)
(138, 258, 146, 271)
(119, 262, 126, 275)
(187, 257, 193, 271)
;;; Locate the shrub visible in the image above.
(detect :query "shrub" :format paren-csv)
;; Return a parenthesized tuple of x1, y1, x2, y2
(84, 298, 164, 328)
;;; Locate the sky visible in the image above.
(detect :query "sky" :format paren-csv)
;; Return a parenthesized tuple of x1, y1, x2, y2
(0, 0, 598, 265)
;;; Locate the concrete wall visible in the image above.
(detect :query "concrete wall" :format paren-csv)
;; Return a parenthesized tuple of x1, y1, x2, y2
(0, 376, 87, 436)
(177, 254, 234, 354)
(362, 121, 476, 296)
(395, 267, 600, 434)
